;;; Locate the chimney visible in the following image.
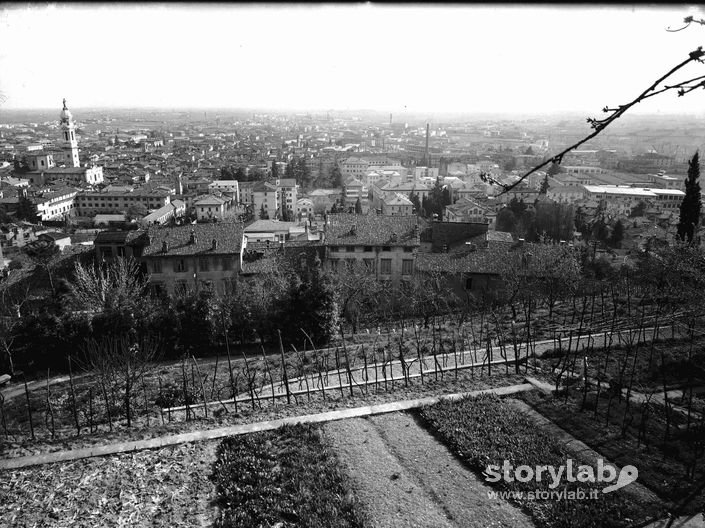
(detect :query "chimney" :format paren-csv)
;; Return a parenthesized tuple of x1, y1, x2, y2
(189, 229, 197, 244)
(162, 241, 169, 253)
(212, 238, 218, 250)
(350, 224, 357, 236)
(390, 232, 397, 243)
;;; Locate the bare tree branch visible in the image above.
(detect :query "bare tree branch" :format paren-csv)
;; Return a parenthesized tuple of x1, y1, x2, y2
(484, 46, 705, 195)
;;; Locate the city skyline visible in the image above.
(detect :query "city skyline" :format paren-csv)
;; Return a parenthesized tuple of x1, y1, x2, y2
(1, 4, 705, 116)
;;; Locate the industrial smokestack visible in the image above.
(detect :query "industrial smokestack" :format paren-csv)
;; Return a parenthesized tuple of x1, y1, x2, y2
(425, 123, 430, 167)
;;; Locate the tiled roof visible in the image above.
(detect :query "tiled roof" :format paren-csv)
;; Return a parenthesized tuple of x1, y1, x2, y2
(142, 222, 244, 257)
(252, 181, 277, 192)
(94, 230, 141, 245)
(383, 193, 413, 206)
(487, 231, 514, 243)
(244, 219, 298, 233)
(194, 194, 227, 205)
(416, 243, 575, 276)
(324, 213, 419, 247)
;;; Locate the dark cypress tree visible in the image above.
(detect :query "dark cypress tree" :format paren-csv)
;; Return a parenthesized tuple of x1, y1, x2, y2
(677, 151, 702, 243)
(539, 174, 550, 194)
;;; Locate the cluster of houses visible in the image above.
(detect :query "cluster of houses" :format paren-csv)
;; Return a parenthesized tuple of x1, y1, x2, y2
(90, 212, 560, 306)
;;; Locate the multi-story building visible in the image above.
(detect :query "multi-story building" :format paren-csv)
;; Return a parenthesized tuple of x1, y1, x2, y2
(276, 178, 298, 219)
(33, 186, 78, 221)
(208, 180, 240, 202)
(251, 181, 279, 219)
(444, 198, 491, 223)
(581, 185, 685, 216)
(194, 194, 227, 222)
(28, 165, 104, 187)
(343, 178, 367, 203)
(296, 197, 314, 220)
(139, 223, 244, 296)
(381, 193, 414, 216)
(324, 213, 420, 287)
(74, 187, 172, 217)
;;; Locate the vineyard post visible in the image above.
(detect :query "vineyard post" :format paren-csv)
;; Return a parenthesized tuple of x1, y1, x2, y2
(260, 346, 276, 404)
(192, 355, 208, 419)
(158, 377, 165, 425)
(210, 351, 220, 401)
(339, 326, 355, 397)
(68, 355, 80, 435)
(100, 375, 113, 431)
(278, 330, 292, 405)
(222, 314, 236, 404)
(45, 368, 55, 438)
(0, 392, 7, 438)
(182, 357, 190, 421)
(23, 373, 34, 440)
(89, 386, 94, 433)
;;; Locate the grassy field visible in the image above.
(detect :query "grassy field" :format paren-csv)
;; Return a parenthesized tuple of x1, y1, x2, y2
(417, 393, 663, 528)
(211, 423, 369, 528)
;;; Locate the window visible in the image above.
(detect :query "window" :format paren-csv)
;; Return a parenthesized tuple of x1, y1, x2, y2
(175, 281, 189, 295)
(346, 246, 355, 253)
(380, 259, 392, 275)
(403, 247, 413, 253)
(382, 246, 391, 252)
(152, 260, 162, 273)
(329, 246, 339, 252)
(174, 259, 187, 272)
(363, 258, 376, 272)
(329, 259, 339, 271)
(465, 277, 473, 290)
(402, 259, 413, 276)
(101, 247, 113, 259)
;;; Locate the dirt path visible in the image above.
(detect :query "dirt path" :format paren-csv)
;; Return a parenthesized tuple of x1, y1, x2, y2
(324, 412, 534, 528)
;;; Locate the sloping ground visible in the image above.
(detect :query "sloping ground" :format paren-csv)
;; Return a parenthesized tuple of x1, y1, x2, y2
(324, 412, 533, 528)
(0, 441, 219, 527)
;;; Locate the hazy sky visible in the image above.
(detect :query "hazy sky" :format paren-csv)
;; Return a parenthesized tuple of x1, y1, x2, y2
(1, 3, 705, 115)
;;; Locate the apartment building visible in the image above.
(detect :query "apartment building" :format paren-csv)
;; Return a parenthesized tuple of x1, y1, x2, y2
(139, 223, 244, 295)
(74, 187, 172, 217)
(324, 213, 420, 287)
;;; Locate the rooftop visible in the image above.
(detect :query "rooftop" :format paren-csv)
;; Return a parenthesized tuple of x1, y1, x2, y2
(142, 222, 244, 257)
(324, 213, 419, 247)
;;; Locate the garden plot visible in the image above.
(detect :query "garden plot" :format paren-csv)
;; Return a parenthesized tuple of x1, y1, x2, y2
(0, 440, 219, 527)
(417, 393, 664, 528)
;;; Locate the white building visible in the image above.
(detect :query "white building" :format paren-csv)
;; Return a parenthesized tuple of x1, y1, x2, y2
(194, 194, 227, 222)
(208, 180, 240, 203)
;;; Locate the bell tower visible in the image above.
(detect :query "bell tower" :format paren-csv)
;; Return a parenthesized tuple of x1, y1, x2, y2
(59, 98, 80, 168)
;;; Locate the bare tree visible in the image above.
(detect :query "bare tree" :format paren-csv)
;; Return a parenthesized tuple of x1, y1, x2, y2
(481, 24, 705, 194)
(81, 334, 161, 428)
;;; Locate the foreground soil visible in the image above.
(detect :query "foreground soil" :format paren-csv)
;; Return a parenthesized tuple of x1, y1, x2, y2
(0, 441, 219, 527)
(324, 411, 534, 528)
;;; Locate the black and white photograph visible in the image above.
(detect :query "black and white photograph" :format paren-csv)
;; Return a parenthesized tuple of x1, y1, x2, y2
(1, 3, 705, 527)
